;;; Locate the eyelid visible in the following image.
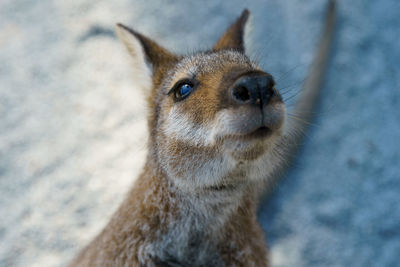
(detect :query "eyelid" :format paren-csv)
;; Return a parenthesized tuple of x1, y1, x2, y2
(167, 78, 196, 96)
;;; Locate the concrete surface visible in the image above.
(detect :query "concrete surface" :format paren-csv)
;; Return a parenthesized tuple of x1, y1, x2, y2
(0, 0, 399, 266)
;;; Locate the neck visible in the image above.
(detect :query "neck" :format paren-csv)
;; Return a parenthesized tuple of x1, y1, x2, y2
(135, 157, 258, 237)
(130, 160, 259, 265)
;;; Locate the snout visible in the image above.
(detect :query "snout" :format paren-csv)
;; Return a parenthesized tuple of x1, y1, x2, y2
(226, 73, 284, 137)
(231, 74, 281, 108)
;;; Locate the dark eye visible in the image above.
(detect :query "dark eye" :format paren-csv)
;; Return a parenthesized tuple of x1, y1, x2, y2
(170, 82, 194, 101)
(178, 84, 192, 97)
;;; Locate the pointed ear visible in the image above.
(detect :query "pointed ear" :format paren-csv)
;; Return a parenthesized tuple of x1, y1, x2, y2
(213, 9, 250, 52)
(115, 23, 177, 73)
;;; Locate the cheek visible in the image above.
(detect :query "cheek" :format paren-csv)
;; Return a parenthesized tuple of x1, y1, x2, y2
(160, 105, 217, 147)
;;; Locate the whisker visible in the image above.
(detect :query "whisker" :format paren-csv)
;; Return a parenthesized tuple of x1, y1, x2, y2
(280, 87, 302, 98)
(283, 89, 303, 103)
(278, 77, 307, 94)
(287, 113, 317, 127)
(274, 64, 306, 84)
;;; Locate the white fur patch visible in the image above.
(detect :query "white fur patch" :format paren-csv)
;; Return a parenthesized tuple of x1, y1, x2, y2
(162, 106, 215, 146)
(209, 109, 243, 140)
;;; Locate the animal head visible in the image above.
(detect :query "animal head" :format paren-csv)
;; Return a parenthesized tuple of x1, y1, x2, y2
(116, 10, 286, 193)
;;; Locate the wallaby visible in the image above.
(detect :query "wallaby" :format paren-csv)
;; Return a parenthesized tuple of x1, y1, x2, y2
(70, 1, 336, 266)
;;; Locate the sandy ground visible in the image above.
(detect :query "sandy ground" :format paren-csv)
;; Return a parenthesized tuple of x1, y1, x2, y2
(0, 0, 399, 266)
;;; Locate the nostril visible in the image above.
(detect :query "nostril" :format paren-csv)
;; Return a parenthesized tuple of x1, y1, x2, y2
(232, 86, 250, 103)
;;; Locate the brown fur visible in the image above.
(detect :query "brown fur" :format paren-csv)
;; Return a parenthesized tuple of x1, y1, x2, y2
(70, 2, 336, 266)
(72, 162, 267, 266)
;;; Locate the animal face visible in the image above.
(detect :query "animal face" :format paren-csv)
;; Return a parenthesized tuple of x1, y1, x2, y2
(116, 10, 286, 192)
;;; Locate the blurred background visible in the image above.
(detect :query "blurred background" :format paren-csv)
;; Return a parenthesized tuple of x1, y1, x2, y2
(0, 0, 399, 266)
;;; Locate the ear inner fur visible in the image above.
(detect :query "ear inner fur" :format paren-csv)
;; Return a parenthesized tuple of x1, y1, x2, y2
(116, 23, 177, 70)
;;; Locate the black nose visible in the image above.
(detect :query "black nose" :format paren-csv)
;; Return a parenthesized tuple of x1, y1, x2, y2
(231, 74, 276, 107)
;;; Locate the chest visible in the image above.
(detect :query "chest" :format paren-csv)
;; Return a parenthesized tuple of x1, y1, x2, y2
(144, 217, 226, 266)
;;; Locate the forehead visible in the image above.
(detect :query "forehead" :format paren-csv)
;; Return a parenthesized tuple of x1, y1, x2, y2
(170, 51, 259, 82)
